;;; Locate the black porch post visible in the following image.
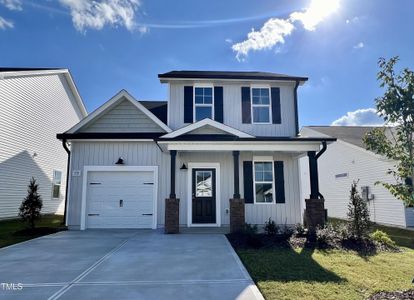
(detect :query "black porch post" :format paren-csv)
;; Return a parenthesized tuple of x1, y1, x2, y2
(170, 150, 177, 198)
(308, 151, 319, 199)
(232, 151, 241, 199)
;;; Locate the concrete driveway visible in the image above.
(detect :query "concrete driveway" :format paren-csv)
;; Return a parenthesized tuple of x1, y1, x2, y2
(0, 230, 263, 300)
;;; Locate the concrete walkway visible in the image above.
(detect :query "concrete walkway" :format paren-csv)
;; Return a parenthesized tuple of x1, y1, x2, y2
(0, 230, 263, 300)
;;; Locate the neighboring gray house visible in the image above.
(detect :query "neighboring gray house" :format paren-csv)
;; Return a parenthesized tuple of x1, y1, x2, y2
(0, 68, 87, 219)
(58, 71, 334, 230)
(300, 126, 414, 228)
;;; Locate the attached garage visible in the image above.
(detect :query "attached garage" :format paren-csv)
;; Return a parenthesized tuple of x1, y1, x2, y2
(80, 166, 158, 230)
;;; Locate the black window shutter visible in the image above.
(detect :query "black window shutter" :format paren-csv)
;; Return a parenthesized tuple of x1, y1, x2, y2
(243, 161, 254, 203)
(241, 87, 251, 124)
(274, 161, 285, 203)
(271, 87, 281, 124)
(184, 86, 193, 123)
(214, 86, 223, 123)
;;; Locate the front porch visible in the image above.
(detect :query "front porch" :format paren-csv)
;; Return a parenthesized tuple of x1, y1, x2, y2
(158, 136, 334, 234)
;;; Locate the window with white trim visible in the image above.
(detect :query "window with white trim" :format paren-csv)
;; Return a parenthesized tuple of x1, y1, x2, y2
(253, 161, 274, 203)
(52, 170, 62, 199)
(251, 87, 271, 124)
(194, 87, 214, 121)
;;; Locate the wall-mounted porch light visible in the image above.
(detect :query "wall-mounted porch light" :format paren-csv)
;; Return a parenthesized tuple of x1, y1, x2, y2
(180, 163, 188, 171)
(115, 157, 125, 165)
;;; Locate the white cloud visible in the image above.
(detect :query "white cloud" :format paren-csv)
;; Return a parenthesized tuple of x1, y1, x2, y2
(0, 16, 13, 29)
(232, 0, 340, 60)
(346, 16, 360, 24)
(225, 38, 233, 44)
(232, 18, 294, 61)
(290, 0, 340, 31)
(58, 0, 143, 32)
(331, 108, 384, 126)
(0, 0, 22, 11)
(353, 42, 364, 49)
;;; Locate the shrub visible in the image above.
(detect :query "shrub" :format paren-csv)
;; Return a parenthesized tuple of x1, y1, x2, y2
(19, 177, 43, 229)
(347, 181, 371, 240)
(316, 223, 340, 246)
(264, 218, 278, 236)
(370, 230, 396, 247)
(280, 225, 294, 237)
(294, 223, 307, 237)
(242, 223, 258, 235)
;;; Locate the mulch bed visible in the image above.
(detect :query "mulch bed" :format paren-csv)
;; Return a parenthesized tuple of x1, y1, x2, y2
(368, 289, 414, 300)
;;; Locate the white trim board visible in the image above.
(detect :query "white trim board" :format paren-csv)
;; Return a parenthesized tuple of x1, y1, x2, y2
(187, 163, 221, 227)
(161, 118, 254, 139)
(80, 165, 158, 230)
(66, 90, 171, 134)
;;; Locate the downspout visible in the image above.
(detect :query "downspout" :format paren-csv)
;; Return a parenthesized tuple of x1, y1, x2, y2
(315, 141, 327, 199)
(294, 80, 300, 136)
(62, 139, 70, 226)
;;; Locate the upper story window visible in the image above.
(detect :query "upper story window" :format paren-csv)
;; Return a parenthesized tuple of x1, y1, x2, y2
(194, 86, 214, 121)
(253, 160, 274, 203)
(251, 87, 271, 124)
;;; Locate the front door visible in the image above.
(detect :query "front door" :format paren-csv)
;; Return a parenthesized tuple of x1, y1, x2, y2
(192, 168, 216, 224)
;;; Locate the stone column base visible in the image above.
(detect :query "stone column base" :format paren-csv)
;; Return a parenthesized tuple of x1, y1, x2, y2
(229, 198, 245, 233)
(304, 198, 325, 232)
(165, 198, 180, 234)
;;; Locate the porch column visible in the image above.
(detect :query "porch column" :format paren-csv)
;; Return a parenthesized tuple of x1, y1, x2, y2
(305, 150, 325, 232)
(169, 150, 177, 198)
(165, 150, 179, 234)
(232, 151, 240, 199)
(308, 151, 319, 199)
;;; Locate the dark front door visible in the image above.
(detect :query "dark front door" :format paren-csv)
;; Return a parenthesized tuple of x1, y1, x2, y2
(192, 168, 216, 224)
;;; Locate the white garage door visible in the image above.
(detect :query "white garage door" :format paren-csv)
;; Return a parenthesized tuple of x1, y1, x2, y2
(86, 171, 156, 229)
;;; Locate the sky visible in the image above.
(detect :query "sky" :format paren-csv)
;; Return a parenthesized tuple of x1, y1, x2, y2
(1, 0, 413, 127)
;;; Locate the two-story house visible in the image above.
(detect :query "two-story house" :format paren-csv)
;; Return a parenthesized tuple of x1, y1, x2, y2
(0, 68, 87, 220)
(57, 71, 334, 231)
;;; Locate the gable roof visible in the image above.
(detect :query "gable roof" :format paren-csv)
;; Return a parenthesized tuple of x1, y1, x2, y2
(158, 70, 308, 82)
(140, 101, 167, 125)
(303, 126, 380, 149)
(160, 118, 254, 139)
(0, 68, 87, 117)
(65, 90, 171, 134)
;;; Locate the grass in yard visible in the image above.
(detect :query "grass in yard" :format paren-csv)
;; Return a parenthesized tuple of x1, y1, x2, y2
(0, 214, 65, 248)
(329, 217, 414, 249)
(237, 246, 414, 300)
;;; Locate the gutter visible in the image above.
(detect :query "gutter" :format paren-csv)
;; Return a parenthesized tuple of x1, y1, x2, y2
(315, 141, 327, 199)
(294, 80, 300, 136)
(62, 139, 71, 226)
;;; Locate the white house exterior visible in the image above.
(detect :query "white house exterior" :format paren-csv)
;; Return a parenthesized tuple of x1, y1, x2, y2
(300, 126, 414, 228)
(0, 68, 87, 219)
(58, 71, 334, 231)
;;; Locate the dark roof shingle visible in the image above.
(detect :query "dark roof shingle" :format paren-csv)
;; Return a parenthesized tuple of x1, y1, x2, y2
(140, 100, 167, 125)
(158, 71, 308, 82)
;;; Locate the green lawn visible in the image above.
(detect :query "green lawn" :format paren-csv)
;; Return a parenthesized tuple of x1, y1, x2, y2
(238, 247, 414, 300)
(0, 214, 65, 248)
(233, 222, 414, 300)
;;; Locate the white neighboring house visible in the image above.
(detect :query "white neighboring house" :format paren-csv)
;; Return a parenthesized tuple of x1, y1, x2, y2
(300, 126, 414, 228)
(0, 68, 87, 219)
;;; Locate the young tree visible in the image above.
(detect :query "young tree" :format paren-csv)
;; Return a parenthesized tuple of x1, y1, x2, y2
(364, 56, 414, 207)
(19, 177, 43, 229)
(348, 181, 371, 240)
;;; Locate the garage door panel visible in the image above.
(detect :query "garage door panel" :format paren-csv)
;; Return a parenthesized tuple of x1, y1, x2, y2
(86, 170, 156, 229)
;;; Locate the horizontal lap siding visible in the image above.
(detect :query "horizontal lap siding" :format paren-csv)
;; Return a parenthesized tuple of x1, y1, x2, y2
(168, 82, 296, 137)
(0, 74, 83, 218)
(310, 141, 407, 227)
(81, 99, 164, 133)
(68, 142, 170, 227)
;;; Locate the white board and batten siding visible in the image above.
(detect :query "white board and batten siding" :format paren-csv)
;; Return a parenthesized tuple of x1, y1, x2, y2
(0, 72, 84, 219)
(68, 141, 302, 228)
(168, 82, 297, 137)
(300, 127, 412, 228)
(81, 99, 165, 133)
